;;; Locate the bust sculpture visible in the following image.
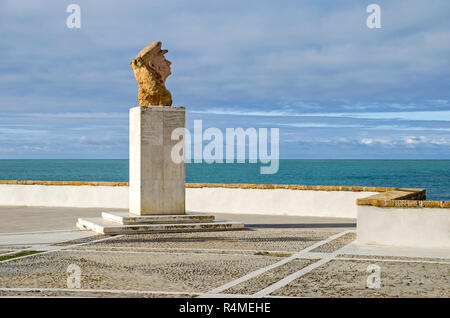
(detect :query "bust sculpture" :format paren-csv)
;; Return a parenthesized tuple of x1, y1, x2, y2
(130, 41, 172, 106)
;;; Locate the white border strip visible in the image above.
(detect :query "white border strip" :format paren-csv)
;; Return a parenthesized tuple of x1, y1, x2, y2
(0, 235, 124, 264)
(0, 288, 259, 298)
(207, 230, 353, 294)
(0, 250, 25, 258)
(253, 244, 352, 297)
(0, 287, 196, 296)
(335, 257, 450, 265)
(73, 245, 295, 255)
(0, 229, 82, 236)
(61, 249, 279, 258)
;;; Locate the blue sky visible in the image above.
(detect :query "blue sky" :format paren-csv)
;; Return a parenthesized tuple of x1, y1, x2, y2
(0, 0, 449, 159)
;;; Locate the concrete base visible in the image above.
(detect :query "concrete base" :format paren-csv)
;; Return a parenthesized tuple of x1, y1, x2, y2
(102, 211, 215, 225)
(77, 218, 243, 235)
(77, 212, 244, 235)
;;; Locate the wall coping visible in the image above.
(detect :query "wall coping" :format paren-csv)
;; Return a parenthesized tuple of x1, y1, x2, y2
(0, 180, 447, 208)
(357, 198, 450, 208)
(0, 180, 414, 192)
(356, 189, 450, 209)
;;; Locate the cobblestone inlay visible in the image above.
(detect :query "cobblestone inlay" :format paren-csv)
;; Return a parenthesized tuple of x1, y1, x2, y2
(52, 235, 114, 246)
(310, 232, 356, 253)
(0, 289, 194, 298)
(0, 250, 282, 293)
(83, 229, 339, 252)
(0, 246, 30, 250)
(224, 259, 315, 295)
(68, 246, 294, 257)
(272, 259, 450, 297)
(336, 254, 450, 263)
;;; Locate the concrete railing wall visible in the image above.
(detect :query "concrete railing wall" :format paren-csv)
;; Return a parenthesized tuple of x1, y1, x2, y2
(186, 187, 376, 218)
(0, 181, 448, 248)
(356, 189, 449, 249)
(0, 184, 129, 209)
(0, 181, 381, 218)
(357, 205, 449, 249)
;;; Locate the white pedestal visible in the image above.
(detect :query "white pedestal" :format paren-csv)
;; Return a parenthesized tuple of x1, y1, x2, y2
(76, 105, 244, 234)
(129, 106, 185, 215)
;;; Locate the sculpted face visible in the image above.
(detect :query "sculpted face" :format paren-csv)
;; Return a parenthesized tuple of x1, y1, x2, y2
(150, 50, 172, 83)
(131, 41, 173, 106)
(137, 41, 172, 83)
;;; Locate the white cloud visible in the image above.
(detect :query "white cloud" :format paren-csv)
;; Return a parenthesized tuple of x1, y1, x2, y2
(191, 109, 450, 122)
(0, 0, 449, 158)
(361, 138, 373, 145)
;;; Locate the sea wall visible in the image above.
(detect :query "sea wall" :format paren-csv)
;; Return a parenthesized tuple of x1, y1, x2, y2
(357, 206, 449, 249)
(0, 181, 381, 218)
(0, 182, 129, 209)
(186, 183, 380, 218)
(1, 180, 447, 249)
(356, 190, 449, 249)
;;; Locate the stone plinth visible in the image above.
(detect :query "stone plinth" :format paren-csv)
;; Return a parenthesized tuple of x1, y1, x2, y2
(76, 105, 244, 234)
(129, 106, 185, 215)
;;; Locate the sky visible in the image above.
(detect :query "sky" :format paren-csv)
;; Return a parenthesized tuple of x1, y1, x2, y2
(0, 0, 449, 159)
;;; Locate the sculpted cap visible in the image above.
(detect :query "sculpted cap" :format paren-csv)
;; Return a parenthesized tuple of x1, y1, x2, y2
(131, 41, 172, 106)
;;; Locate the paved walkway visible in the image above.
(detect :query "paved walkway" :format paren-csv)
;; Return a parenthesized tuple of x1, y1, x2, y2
(0, 206, 355, 246)
(0, 206, 448, 298)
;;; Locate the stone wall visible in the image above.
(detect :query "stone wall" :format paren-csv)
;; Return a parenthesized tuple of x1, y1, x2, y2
(0, 180, 447, 218)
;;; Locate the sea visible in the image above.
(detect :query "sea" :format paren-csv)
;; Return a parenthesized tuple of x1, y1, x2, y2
(0, 159, 448, 200)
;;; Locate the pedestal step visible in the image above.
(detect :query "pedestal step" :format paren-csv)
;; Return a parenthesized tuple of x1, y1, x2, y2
(102, 211, 215, 225)
(76, 217, 244, 235)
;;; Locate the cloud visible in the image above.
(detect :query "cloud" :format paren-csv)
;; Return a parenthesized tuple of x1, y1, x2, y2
(0, 0, 449, 158)
(2, 0, 450, 109)
(191, 108, 450, 121)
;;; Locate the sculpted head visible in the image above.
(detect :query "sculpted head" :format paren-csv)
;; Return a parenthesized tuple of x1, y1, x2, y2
(131, 41, 172, 106)
(134, 41, 172, 83)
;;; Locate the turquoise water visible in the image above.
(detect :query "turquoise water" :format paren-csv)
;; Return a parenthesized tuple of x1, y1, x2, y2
(0, 159, 448, 200)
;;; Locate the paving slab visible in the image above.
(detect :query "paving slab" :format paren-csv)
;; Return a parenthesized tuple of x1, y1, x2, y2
(0, 250, 283, 293)
(77, 217, 243, 235)
(311, 232, 356, 253)
(341, 242, 450, 259)
(51, 234, 114, 247)
(0, 289, 193, 298)
(0, 250, 16, 256)
(335, 254, 450, 263)
(81, 229, 341, 252)
(1, 206, 447, 298)
(0, 206, 123, 233)
(70, 246, 294, 257)
(224, 259, 315, 295)
(0, 230, 95, 247)
(271, 259, 450, 297)
(0, 206, 356, 234)
(213, 213, 356, 231)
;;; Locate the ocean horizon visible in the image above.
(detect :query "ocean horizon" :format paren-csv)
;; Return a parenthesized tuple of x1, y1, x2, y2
(0, 159, 448, 201)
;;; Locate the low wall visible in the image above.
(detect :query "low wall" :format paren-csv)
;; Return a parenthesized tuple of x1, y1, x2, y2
(0, 183, 129, 209)
(186, 186, 377, 218)
(357, 205, 449, 249)
(1, 180, 447, 249)
(356, 190, 449, 249)
(0, 181, 382, 218)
